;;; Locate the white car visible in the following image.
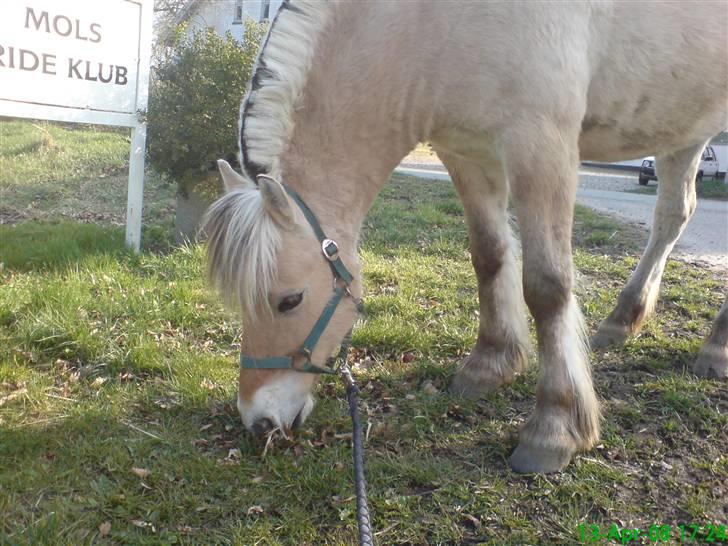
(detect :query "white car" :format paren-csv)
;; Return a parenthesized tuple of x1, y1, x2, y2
(638, 145, 720, 185)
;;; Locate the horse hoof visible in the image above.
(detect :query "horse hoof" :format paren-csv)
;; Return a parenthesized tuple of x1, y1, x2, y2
(449, 369, 502, 399)
(693, 345, 728, 379)
(591, 320, 629, 349)
(509, 441, 574, 474)
(448, 343, 527, 399)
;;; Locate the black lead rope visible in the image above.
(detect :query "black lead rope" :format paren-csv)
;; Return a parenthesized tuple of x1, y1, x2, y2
(340, 364, 375, 546)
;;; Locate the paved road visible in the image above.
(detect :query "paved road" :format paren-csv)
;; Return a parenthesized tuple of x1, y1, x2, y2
(394, 165, 728, 270)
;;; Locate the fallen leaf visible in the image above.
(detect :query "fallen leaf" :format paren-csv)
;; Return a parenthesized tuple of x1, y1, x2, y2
(131, 467, 150, 479)
(0, 387, 27, 407)
(247, 505, 264, 515)
(99, 521, 111, 536)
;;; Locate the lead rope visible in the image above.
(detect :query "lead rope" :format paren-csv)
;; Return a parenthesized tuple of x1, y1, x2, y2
(339, 363, 375, 546)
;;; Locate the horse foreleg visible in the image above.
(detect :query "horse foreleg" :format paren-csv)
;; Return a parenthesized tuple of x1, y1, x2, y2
(506, 127, 600, 473)
(694, 297, 728, 379)
(592, 143, 704, 348)
(438, 151, 530, 398)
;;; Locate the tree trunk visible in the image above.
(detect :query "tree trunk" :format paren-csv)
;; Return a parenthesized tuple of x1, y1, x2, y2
(174, 185, 212, 244)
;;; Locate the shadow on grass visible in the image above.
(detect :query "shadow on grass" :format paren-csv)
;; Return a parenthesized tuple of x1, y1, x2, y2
(0, 222, 175, 273)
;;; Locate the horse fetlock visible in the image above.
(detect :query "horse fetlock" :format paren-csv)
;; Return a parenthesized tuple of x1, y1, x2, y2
(693, 343, 728, 379)
(449, 340, 529, 399)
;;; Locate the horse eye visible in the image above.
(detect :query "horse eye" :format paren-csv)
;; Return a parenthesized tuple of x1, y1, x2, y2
(278, 292, 304, 313)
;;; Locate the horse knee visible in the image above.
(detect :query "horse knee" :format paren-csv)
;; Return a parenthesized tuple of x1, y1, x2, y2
(471, 241, 506, 279)
(469, 222, 508, 280)
(523, 268, 572, 320)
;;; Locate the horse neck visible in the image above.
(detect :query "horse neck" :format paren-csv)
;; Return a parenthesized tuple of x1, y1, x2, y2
(280, 2, 440, 245)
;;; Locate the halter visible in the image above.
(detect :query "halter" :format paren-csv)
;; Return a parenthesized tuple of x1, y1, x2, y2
(239, 176, 360, 375)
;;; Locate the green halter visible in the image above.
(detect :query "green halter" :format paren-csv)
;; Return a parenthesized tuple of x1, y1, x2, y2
(239, 177, 359, 375)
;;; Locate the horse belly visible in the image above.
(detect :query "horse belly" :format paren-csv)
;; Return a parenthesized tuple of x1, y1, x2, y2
(579, 2, 727, 162)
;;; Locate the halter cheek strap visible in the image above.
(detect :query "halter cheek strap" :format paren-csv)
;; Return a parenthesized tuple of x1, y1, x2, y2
(239, 178, 359, 375)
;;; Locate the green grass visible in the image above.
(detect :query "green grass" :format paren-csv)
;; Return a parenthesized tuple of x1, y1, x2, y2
(1, 123, 726, 544)
(0, 118, 177, 228)
(0, 119, 129, 187)
(628, 178, 728, 200)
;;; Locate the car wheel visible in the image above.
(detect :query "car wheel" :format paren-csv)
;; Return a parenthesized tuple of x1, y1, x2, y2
(696, 171, 703, 183)
(638, 176, 649, 186)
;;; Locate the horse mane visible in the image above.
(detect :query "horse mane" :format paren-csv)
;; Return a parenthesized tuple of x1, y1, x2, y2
(238, 0, 333, 181)
(205, 1, 332, 316)
(203, 186, 281, 318)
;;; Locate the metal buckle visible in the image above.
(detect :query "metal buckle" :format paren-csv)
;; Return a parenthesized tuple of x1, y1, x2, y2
(322, 239, 339, 261)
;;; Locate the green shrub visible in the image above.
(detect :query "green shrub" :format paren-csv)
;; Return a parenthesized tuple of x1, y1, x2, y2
(147, 23, 267, 193)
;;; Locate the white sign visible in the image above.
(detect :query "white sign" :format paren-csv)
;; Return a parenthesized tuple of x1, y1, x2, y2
(0, 0, 153, 251)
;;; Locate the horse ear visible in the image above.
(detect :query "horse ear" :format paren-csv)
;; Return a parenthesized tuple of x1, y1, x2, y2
(217, 159, 249, 192)
(257, 175, 295, 228)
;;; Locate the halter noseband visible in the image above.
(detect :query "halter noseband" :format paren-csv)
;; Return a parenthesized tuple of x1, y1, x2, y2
(239, 176, 360, 375)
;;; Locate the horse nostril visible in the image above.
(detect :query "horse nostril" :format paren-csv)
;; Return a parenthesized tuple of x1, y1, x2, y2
(252, 417, 275, 437)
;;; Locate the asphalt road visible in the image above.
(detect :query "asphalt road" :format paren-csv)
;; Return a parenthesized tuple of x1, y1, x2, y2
(394, 165, 728, 270)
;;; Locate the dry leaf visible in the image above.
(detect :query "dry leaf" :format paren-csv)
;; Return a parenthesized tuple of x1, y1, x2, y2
(131, 467, 150, 479)
(0, 387, 27, 407)
(247, 505, 264, 516)
(99, 521, 111, 536)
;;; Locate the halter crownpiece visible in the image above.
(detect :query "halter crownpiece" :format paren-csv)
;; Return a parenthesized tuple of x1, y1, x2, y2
(239, 176, 360, 374)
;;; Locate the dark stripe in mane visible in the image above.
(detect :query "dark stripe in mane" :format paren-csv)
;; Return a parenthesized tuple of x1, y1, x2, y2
(239, 0, 296, 182)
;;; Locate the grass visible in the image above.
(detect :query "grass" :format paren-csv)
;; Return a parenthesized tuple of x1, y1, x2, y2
(1, 121, 726, 544)
(0, 118, 176, 227)
(628, 178, 728, 200)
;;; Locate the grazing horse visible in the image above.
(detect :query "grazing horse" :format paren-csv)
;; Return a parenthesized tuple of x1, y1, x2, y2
(204, 1, 727, 473)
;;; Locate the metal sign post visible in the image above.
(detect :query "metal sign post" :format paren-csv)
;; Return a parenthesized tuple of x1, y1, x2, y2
(0, 0, 154, 252)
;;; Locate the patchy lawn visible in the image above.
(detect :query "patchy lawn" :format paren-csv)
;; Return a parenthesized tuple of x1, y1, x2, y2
(0, 122, 726, 545)
(0, 118, 176, 228)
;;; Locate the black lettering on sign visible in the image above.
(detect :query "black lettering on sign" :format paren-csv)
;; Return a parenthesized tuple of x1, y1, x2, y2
(83, 61, 97, 82)
(68, 58, 82, 79)
(19, 49, 39, 71)
(42, 53, 56, 75)
(53, 15, 73, 37)
(25, 7, 103, 43)
(0, 45, 4, 68)
(115, 65, 127, 86)
(90, 23, 101, 43)
(74, 19, 88, 41)
(98, 63, 113, 83)
(25, 8, 50, 33)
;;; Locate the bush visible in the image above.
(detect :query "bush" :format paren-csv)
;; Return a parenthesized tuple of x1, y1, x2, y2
(147, 23, 267, 194)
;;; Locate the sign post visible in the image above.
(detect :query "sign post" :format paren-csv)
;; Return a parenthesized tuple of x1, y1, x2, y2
(0, 0, 154, 252)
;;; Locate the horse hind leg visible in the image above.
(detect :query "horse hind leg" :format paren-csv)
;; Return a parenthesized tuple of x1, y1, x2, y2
(504, 121, 600, 473)
(592, 142, 704, 348)
(694, 297, 728, 379)
(437, 151, 530, 398)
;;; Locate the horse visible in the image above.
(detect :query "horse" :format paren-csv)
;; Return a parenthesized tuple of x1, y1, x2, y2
(203, 1, 727, 473)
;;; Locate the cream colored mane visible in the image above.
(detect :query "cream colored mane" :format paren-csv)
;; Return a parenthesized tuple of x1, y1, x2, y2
(206, 1, 333, 317)
(238, 0, 333, 181)
(204, 186, 280, 318)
